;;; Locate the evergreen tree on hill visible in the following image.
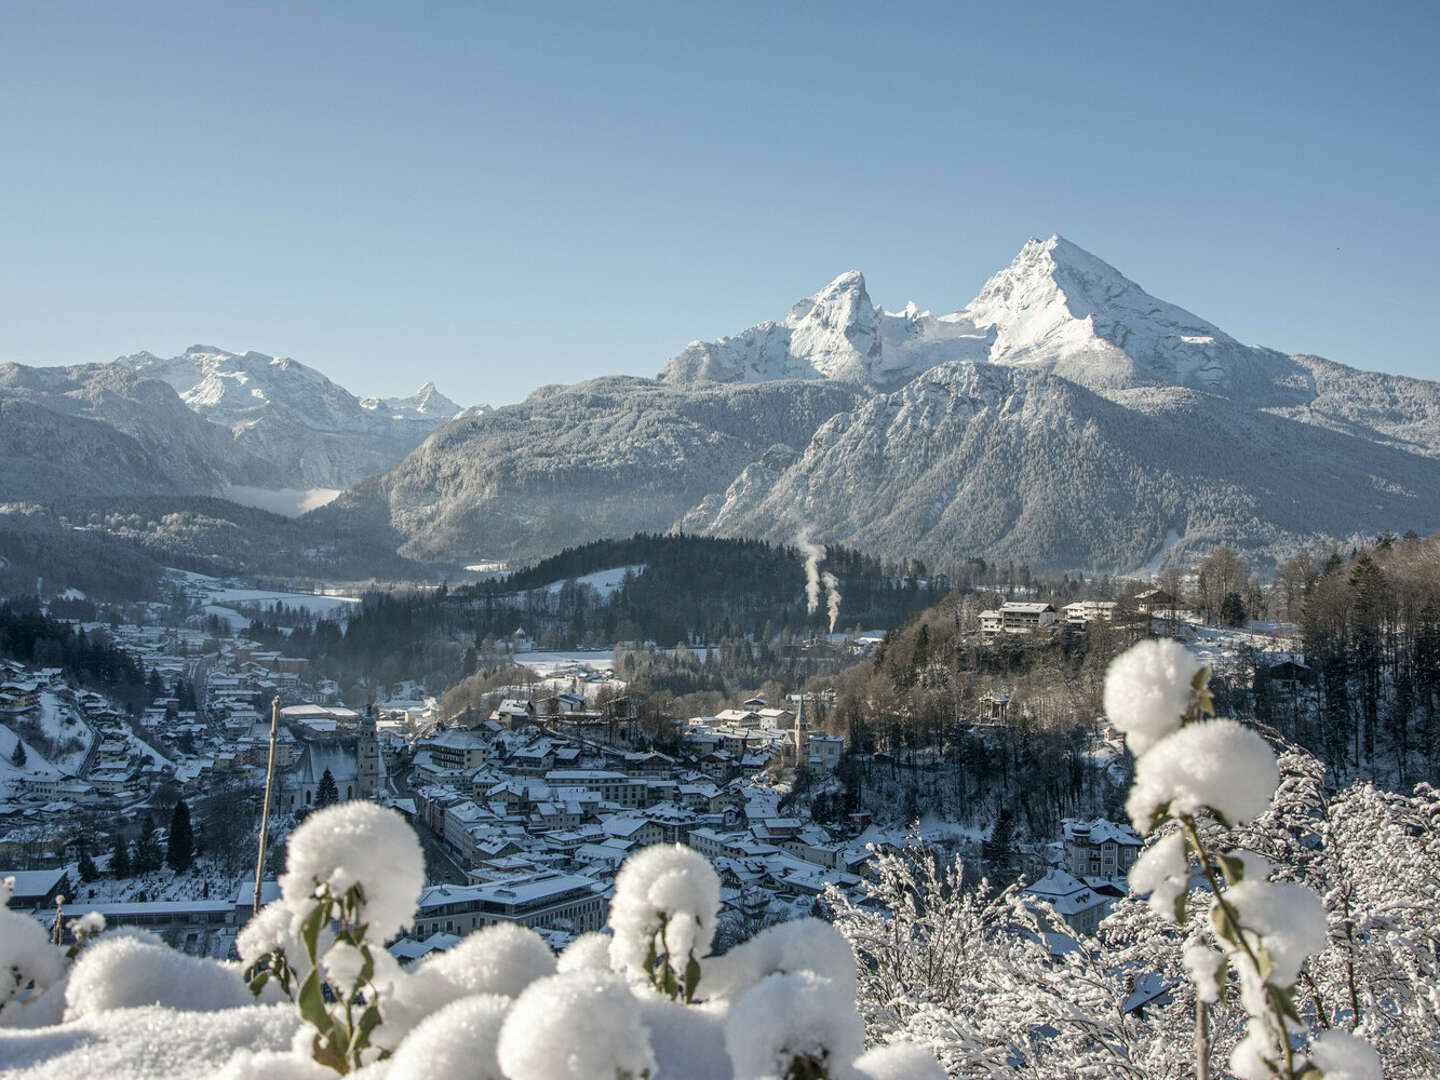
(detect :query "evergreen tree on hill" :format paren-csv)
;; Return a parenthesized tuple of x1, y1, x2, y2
(133, 815, 163, 873)
(78, 841, 100, 883)
(166, 800, 194, 872)
(110, 833, 132, 877)
(10, 738, 25, 767)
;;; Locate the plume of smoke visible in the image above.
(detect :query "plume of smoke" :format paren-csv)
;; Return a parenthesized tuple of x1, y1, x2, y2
(822, 571, 841, 633)
(796, 529, 842, 631)
(798, 530, 825, 615)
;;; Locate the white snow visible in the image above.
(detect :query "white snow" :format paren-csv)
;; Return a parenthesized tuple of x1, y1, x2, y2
(1126, 719, 1279, 828)
(416, 922, 556, 999)
(496, 970, 657, 1080)
(386, 993, 512, 1080)
(65, 936, 254, 1017)
(608, 843, 720, 986)
(540, 565, 645, 598)
(1128, 831, 1189, 918)
(725, 971, 865, 1080)
(1308, 1030, 1384, 1080)
(277, 802, 425, 943)
(1222, 879, 1329, 988)
(1103, 639, 1204, 758)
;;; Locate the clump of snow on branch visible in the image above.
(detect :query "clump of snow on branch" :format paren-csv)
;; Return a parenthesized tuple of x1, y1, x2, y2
(386, 993, 511, 1080)
(725, 971, 865, 1080)
(556, 931, 614, 973)
(1128, 829, 1189, 918)
(608, 842, 719, 999)
(700, 916, 858, 1004)
(1105, 637, 1376, 1080)
(277, 801, 425, 943)
(1126, 718, 1279, 829)
(419, 922, 556, 998)
(0, 878, 66, 1025)
(1308, 1031, 1383, 1080)
(65, 936, 254, 1017)
(496, 969, 657, 1080)
(1102, 637, 1203, 756)
(853, 1042, 949, 1080)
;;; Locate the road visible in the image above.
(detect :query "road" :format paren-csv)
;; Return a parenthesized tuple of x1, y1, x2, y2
(390, 764, 469, 886)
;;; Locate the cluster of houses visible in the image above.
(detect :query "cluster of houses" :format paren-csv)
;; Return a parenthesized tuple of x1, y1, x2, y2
(382, 691, 871, 960)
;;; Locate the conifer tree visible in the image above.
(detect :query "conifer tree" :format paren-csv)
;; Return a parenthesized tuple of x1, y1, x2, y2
(110, 833, 132, 877)
(78, 839, 100, 882)
(315, 768, 340, 808)
(166, 800, 194, 871)
(133, 815, 163, 872)
(10, 739, 25, 767)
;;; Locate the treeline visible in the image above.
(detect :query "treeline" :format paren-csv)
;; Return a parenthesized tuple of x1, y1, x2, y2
(282, 534, 968, 693)
(1269, 534, 1440, 784)
(0, 600, 156, 711)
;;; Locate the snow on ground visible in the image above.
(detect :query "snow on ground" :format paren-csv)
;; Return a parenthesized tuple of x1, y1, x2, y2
(30, 693, 96, 775)
(222, 484, 345, 516)
(209, 588, 360, 619)
(516, 651, 620, 675)
(539, 565, 645, 598)
(0, 724, 66, 796)
(1178, 616, 1301, 673)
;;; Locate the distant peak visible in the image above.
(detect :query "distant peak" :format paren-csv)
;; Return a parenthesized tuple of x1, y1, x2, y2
(822, 269, 866, 292)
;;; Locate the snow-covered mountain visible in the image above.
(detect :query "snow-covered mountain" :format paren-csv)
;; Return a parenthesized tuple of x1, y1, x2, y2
(0, 362, 273, 497)
(659, 270, 990, 388)
(326, 235, 1440, 572)
(119, 347, 470, 489)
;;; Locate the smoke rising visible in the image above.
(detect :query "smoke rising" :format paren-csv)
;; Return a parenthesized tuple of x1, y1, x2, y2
(796, 529, 842, 633)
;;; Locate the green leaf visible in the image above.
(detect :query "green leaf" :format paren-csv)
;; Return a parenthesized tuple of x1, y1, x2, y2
(1211, 904, 1238, 944)
(297, 969, 331, 1035)
(300, 901, 329, 961)
(684, 955, 702, 1004)
(357, 945, 375, 989)
(1215, 854, 1246, 886)
(1255, 945, 1274, 983)
(353, 1000, 384, 1058)
(1172, 892, 1187, 925)
(248, 969, 269, 998)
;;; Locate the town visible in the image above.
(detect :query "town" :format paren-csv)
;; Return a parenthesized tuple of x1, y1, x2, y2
(1, 574, 1178, 968)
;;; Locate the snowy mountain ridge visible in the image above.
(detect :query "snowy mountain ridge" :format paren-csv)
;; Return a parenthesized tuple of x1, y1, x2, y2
(117, 346, 470, 489)
(331, 234, 1440, 572)
(660, 235, 1293, 399)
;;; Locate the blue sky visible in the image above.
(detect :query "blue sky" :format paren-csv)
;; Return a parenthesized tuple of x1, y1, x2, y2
(2, 1, 1436, 407)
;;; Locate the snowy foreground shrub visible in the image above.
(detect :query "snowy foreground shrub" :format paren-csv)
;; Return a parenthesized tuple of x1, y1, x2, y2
(0, 801, 941, 1079)
(1108, 640, 1379, 1080)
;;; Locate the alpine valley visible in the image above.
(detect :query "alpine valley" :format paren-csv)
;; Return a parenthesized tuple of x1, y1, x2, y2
(5, 236, 1440, 576)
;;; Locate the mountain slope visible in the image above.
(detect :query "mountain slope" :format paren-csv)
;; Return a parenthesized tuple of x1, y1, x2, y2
(311, 376, 863, 566)
(679, 360, 1440, 570)
(0, 363, 271, 497)
(120, 346, 468, 489)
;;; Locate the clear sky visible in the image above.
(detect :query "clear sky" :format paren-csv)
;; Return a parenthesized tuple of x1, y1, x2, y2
(2, 1, 1437, 407)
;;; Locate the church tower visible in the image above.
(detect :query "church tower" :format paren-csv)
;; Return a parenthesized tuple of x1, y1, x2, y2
(356, 707, 380, 798)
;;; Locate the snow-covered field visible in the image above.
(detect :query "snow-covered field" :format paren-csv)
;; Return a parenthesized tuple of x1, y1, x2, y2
(221, 485, 345, 517)
(538, 565, 644, 598)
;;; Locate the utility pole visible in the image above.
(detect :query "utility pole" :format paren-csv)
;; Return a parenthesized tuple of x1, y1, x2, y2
(253, 695, 280, 914)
